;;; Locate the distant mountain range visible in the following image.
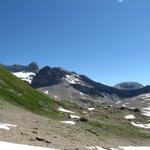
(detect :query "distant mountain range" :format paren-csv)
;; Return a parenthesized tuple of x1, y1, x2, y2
(0, 62, 39, 74)
(2, 62, 150, 105)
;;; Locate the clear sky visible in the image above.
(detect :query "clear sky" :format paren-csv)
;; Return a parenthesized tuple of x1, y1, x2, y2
(0, 0, 150, 86)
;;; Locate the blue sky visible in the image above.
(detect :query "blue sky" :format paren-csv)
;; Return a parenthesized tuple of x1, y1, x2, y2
(0, 0, 150, 86)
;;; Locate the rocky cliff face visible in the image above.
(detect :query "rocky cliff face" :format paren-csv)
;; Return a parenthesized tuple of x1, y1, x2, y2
(31, 66, 72, 88)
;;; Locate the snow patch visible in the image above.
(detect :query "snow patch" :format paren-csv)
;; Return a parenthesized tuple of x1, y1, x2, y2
(125, 115, 135, 120)
(61, 121, 76, 125)
(65, 75, 76, 84)
(64, 74, 81, 84)
(122, 104, 126, 107)
(69, 114, 80, 119)
(58, 107, 75, 114)
(115, 101, 121, 104)
(119, 146, 150, 150)
(88, 108, 95, 111)
(140, 93, 150, 100)
(87, 146, 150, 150)
(83, 111, 88, 114)
(44, 90, 49, 95)
(141, 107, 150, 117)
(0, 123, 17, 131)
(131, 122, 150, 129)
(13, 72, 35, 84)
(54, 95, 58, 98)
(79, 91, 84, 96)
(0, 141, 59, 150)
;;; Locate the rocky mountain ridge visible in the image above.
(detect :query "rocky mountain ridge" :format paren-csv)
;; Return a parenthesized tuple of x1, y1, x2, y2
(30, 65, 150, 105)
(2, 62, 150, 105)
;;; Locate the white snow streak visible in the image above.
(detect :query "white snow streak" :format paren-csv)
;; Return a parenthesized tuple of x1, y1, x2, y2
(0, 123, 17, 131)
(13, 72, 35, 84)
(131, 122, 150, 129)
(141, 107, 150, 117)
(58, 107, 75, 114)
(44, 90, 49, 95)
(87, 146, 150, 150)
(61, 121, 76, 125)
(0, 141, 59, 150)
(69, 114, 80, 119)
(115, 101, 121, 104)
(86, 146, 106, 150)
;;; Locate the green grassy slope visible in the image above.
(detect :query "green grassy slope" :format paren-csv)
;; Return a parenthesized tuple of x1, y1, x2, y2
(0, 66, 72, 118)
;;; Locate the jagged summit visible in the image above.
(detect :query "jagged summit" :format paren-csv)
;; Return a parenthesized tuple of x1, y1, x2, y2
(31, 66, 71, 88)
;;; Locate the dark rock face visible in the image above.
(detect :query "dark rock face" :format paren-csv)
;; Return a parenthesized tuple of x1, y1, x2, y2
(27, 62, 39, 74)
(31, 66, 150, 101)
(31, 66, 71, 88)
(1, 62, 39, 73)
(114, 82, 144, 90)
(72, 83, 150, 98)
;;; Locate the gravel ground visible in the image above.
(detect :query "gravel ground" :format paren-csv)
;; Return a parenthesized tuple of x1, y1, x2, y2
(0, 102, 150, 150)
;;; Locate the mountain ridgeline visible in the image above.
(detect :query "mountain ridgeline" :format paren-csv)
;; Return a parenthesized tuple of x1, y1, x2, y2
(31, 66, 150, 104)
(2, 62, 150, 104)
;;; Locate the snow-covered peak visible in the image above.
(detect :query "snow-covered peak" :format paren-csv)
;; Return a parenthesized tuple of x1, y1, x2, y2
(12, 72, 35, 84)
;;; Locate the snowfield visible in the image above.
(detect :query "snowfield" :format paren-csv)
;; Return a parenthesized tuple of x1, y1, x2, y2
(0, 141, 150, 150)
(87, 146, 150, 150)
(12, 72, 35, 84)
(0, 141, 59, 150)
